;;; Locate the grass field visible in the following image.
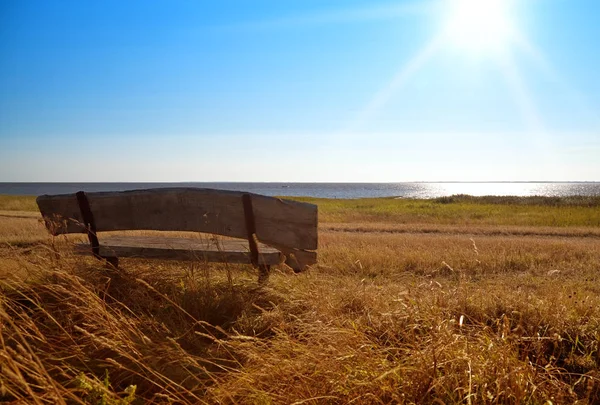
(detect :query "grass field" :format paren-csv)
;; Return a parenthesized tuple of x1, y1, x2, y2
(1, 195, 600, 404)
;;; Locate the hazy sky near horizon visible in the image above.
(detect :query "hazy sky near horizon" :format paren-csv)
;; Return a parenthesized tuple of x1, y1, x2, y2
(1, 0, 599, 182)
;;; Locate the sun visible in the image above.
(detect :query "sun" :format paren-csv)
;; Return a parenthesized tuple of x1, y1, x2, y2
(443, 0, 516, 54)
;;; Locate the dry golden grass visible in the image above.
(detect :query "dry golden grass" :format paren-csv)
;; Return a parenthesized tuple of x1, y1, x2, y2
(1, 196, 600, 404)
(319, 231, 600, 277)
(0, 195, 39, 212)
(324, 221, 600, 238)
(0, 214, 48, 245)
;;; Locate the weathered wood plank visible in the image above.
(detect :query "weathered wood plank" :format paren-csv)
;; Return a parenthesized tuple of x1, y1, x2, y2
(266, 241, 317, 271)
(37, 188, 318, 250)
(76, 236, 282, 265)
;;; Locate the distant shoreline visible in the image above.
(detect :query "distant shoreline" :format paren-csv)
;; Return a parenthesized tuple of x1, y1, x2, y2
(1, 182, 599, 199)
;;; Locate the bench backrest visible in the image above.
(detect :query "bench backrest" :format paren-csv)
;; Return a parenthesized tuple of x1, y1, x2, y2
(37, 188, 318, 251)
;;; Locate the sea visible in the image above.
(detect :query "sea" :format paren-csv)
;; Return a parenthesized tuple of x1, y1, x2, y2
(1, 182, 599, 199)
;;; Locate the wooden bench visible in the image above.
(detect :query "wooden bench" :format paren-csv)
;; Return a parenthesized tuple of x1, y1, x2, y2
(36, 188, 318, 282)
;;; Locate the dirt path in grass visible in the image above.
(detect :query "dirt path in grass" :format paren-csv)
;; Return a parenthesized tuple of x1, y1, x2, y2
(0, 210, 41, 219)
(321, 222, 600, 239)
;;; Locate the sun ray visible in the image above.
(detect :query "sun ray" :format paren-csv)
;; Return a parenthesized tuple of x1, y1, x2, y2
(344, 35, 444, 133)
(498, 50, 545, 134)
(496, 49, 567, 175)
(513, 34, 600, 126)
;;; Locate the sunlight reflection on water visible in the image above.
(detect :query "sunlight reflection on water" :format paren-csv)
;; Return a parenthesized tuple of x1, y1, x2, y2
(415, 182, 598, 199)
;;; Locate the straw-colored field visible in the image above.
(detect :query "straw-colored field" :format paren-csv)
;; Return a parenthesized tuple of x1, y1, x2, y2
(1, 195, 600, 404)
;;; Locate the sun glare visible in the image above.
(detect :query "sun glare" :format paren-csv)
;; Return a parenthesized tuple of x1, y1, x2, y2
(444, 0, 516, 54)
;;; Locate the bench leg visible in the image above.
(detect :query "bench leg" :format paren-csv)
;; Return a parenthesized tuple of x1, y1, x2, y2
(258, 265, 270, 285)
(104, 256, 119, 269)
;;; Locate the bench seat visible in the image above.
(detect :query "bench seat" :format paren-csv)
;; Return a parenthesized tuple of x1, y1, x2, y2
(76, 235, 282, 265)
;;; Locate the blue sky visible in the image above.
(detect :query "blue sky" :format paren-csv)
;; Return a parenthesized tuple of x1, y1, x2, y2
(1, 0, 599, 181)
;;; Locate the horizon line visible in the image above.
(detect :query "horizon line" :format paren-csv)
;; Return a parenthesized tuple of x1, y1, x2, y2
(1, 181, 599, 184)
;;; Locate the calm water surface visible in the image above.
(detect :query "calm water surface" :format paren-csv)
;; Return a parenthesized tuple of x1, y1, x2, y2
(1, 182, 599, 199)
